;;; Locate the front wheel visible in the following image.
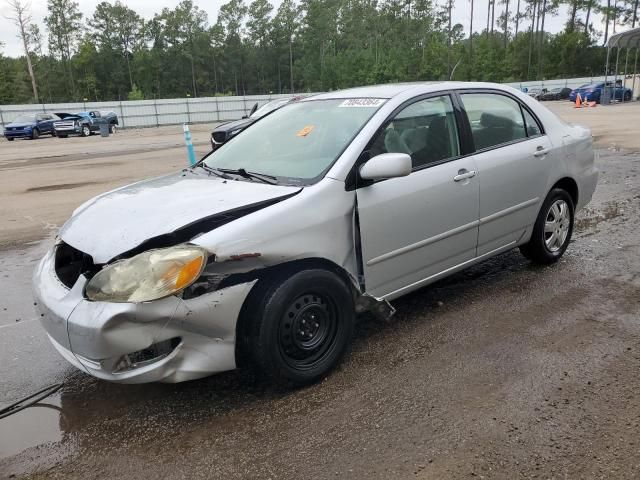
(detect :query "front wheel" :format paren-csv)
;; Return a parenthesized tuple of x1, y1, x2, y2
(108, 123, 116, 134)
(80, 125, 90, 137)
(7, 137, 14, 141)
(31, 128, 39, 140)
(520, 188, 574, 264)
(246, 269, 355, 386)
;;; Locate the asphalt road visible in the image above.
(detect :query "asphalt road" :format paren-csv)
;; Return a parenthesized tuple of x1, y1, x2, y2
(1, 110, 640, 479)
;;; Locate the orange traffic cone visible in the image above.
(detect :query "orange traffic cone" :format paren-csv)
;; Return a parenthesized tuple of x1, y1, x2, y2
(574, 93, 582, 108)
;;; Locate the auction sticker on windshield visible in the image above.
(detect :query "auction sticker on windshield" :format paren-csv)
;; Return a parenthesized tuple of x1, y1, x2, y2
(339, 98, 386, 107)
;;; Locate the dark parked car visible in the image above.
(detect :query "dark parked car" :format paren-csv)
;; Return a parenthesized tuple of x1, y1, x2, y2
(539, 87, 572, 101)
(569, 82, 632, 103)
(53, 110, 119, 138)
(3, 113, 59, 140)
(210, 97, 302, 150)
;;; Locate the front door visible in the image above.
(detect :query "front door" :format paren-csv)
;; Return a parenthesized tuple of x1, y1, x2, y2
(356, 94, 480, 300)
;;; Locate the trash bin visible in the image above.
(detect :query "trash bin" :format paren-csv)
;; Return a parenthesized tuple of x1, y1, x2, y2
(99, 121, 110, 137)
(601, 87, 612, 105)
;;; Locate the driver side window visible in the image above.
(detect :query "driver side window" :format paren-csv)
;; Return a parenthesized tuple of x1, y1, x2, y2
(369, 95, 460, 169)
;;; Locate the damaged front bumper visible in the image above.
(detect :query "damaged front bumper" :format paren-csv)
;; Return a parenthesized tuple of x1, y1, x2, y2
(33, 247, 255, 383)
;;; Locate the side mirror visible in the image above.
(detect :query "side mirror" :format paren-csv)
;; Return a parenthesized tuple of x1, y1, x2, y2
(359, 153, 412, 181)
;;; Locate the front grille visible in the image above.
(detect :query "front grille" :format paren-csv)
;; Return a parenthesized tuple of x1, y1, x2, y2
(54, 121, 75, 129)
(212, 131, 227, 143)
(54, 242, 99, 289)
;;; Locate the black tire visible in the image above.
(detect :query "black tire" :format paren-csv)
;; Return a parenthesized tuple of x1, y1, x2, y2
(624, 92, 631, 101)
(80, 125, 90, 137)
(31, 128, 39, 140)
(51, 130, 57, 137)
(520, 188, 575, 264)
(57, 134, 68, 138)
(245, 269, 355, 386)
(7, 137, 14, 141)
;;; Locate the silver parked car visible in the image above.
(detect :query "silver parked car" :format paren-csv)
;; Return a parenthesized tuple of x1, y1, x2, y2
(33, 82, 598, 385)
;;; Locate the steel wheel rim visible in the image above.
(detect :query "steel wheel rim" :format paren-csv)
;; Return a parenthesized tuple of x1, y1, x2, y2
(83, 126, 90, 136)
(278, 293, 339, 370)
(544, 199, 570, 252)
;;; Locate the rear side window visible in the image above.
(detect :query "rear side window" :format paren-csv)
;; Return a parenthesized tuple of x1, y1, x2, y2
(460, 93, 529, 150)
(522, 108, 541, 137)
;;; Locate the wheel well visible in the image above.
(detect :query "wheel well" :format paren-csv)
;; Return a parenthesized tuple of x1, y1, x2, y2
(551, 177, 578, 206)
(232, 257, 359, 368)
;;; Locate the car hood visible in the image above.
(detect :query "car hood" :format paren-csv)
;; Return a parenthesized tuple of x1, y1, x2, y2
(54, 114, 83, 121)
(213, 118, 254, 133)
(59, 171, 302, 264)
(6, 122, 34, 128)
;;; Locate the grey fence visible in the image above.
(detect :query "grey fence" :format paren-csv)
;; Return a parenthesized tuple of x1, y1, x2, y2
(0, 93, 316, 131)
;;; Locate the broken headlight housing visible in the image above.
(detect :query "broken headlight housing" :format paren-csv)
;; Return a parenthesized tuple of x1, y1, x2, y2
(85, 245, 207, 303)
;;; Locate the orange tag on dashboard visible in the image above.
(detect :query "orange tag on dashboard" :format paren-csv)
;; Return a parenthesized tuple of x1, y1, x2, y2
(297, 125, 314, 137)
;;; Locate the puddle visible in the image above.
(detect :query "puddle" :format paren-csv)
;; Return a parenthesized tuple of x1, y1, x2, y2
(575, 201, 625, 231)
(0, 394, 63, 459)
(0, 240, 51, 327)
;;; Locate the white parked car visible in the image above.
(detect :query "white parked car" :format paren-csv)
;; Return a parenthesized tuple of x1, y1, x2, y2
(34, 82, 598, 386)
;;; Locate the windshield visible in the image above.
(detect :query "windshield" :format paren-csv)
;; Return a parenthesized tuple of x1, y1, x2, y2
(12, 115, 35, 123)
(204, 98, 385, 183)
(250, 98, 291, 119)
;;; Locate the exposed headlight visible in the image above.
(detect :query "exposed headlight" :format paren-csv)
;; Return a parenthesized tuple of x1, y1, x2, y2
(85, 245, 208, 303)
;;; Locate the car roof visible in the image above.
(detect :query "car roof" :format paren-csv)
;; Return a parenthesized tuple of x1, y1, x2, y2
(304, 81, 522, 100)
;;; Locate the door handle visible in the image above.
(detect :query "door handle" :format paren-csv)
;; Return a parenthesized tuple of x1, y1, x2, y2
(453, 169, 477, 182)
(533, 146, 550, 157)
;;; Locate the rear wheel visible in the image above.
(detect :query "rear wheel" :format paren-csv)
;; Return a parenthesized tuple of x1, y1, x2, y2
(31, 128, 39, 140)
(520, 188, 574, 264)
(51, 130, 57, 137)
(109, 123, 116, 134)
(624, 91, 631, 101)
(245, 269, 355, 386)
(7, 137, 14, 141)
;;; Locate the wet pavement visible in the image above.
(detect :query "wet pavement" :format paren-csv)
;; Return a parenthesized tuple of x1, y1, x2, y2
(1, 149, 639, 479)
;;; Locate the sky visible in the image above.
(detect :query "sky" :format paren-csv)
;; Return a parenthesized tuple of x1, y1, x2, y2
(0, 0, 612, 58)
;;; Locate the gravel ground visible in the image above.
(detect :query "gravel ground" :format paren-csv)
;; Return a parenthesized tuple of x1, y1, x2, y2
(0, 102, 639, 479)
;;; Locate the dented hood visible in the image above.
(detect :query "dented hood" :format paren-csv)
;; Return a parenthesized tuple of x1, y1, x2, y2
(59, 171, 301, 263)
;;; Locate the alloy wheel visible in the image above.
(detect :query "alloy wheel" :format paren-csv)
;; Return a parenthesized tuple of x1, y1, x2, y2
(544, 199, 570, 252)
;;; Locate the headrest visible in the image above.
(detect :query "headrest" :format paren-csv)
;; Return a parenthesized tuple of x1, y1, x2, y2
(480, 111, 515, 129)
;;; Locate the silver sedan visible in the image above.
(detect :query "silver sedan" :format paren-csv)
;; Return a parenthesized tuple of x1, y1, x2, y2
(33, 82, 598, 385)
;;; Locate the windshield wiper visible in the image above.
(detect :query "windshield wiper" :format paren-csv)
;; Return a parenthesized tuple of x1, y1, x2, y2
(193, 163, 233, 179)
(217, 168, 278, 185)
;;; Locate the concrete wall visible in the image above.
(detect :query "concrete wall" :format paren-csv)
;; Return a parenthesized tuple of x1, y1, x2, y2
(0, 93, 310, 130)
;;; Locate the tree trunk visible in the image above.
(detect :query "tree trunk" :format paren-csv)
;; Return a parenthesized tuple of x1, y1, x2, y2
(515, 0, 521, 37)
(469, 0, 474, 80)
(568, 2, 577, 31)
(447, 0, 452, 76)
(289, 38, 294, 94)
(584, 0, 592, 33)
(527, 0, 537, 79)
(486, 0, 491, 37)
(19, 26, 38, 102)
(504, 0, 510, 48)
(537, 0, 547, 80)
(604, 0, 610, 45)
(491, 0, 496, 34)
(125, 54, 133, 91)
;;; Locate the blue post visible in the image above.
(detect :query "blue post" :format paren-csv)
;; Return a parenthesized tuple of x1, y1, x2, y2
(183, 123, 196, 166)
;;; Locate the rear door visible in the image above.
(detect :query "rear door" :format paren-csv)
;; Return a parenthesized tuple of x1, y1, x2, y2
(457, 91, 554, 256)
(356, 94, 480, 299)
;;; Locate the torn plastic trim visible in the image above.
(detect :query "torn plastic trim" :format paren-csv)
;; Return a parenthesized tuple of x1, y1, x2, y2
(108, 190, 301, 263)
